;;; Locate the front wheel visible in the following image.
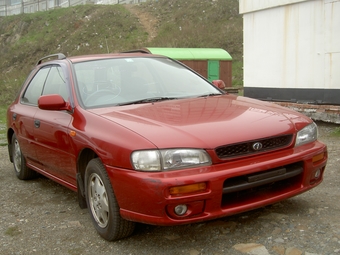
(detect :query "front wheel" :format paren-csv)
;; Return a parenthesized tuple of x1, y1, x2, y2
(85, 158, 135, 241)
(11, 134, 37, 180)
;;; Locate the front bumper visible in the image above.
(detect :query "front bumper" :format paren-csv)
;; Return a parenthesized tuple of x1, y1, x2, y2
(107, 141, 327, 226)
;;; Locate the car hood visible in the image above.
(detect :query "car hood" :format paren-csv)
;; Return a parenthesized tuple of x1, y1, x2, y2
(88, 95, 310, 149)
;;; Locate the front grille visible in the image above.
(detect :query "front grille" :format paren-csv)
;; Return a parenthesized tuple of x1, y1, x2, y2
(215, 135, 293, 159)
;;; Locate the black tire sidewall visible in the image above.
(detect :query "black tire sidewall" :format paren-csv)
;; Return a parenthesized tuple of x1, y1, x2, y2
(84, 158, 122, 241)
(11, 134, 27, 179)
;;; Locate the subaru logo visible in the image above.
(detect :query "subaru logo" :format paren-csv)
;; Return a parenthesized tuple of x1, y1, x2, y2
(252, 142, 263, 151)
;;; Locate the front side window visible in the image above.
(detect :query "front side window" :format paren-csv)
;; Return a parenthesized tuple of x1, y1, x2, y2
(22, 67, 50, 105)
(22, 65, 69, 106)
(42, 65, 69, 101)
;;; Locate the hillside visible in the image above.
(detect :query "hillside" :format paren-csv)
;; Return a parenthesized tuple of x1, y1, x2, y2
(0, 0, 242, 106)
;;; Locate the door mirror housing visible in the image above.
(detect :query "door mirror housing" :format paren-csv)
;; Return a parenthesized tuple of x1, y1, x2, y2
(38, 94, 72, 111)
(212, 80, 226, 89)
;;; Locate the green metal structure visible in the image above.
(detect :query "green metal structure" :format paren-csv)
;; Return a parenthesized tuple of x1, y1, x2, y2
(143, 48, 233, 85)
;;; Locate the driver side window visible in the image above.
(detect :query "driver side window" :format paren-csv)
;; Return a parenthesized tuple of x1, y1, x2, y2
(22, 67, 50, 105)
(42, 65, 68, 101)
(22, 65, 69, 106)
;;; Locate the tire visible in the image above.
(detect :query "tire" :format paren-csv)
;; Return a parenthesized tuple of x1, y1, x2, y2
(11, 134, 37, 180)
(85, 158, 135, 241)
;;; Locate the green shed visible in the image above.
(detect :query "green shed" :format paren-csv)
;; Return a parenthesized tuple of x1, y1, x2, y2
(142, 47, 233, 87)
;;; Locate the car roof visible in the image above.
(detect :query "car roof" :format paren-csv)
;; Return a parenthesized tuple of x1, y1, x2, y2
(36, 52, 166, 66)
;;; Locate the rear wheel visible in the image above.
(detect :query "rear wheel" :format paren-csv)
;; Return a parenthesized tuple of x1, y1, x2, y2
(11, 134, 37, 180)
(85, 158, 135, 241)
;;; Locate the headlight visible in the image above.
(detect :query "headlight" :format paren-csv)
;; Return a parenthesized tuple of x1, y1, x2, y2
(295, 122, 318, 147)
(131, 149, 211, 171)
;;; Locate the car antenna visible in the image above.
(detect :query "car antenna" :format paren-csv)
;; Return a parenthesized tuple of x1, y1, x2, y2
(105, 36, 109, 53)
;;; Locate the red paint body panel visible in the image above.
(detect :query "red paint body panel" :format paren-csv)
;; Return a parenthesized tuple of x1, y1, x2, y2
(89, 95, 305, 150)
(107, 140, 326, 225)
(6, 53, 328, 229)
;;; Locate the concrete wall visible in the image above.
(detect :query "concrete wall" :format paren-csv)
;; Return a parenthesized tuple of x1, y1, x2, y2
(239, 0, 340, 105)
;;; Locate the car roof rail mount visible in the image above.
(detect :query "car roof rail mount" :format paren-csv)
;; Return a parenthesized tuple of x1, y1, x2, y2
(36, 53, 66, 66)
(121, 49, 150, 54)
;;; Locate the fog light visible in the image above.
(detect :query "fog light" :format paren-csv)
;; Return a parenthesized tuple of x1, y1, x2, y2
(166, 201, 204, 219)
(174, 205, 188, 216)
(314, 169, 321, 179)
(310, 168, 323, 185)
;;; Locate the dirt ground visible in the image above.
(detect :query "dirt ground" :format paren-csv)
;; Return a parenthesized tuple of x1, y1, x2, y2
(1, 4, 339, 254)
(0, 121, 339, 255)
(125, 4, 158, 43)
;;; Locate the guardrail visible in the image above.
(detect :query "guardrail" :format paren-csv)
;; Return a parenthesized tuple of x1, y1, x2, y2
(0, 0, 148, 16)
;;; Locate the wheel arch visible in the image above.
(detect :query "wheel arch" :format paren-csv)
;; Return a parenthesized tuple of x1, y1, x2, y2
(76, 147, 98, 209)
(77, 148, 98, 178)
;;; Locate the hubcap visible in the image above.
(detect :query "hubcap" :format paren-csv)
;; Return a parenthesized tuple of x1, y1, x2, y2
(88, 173, 109, 228)
(13, 139, 22, 173)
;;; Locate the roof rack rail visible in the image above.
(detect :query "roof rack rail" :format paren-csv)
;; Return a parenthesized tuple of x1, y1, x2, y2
(36, 53, 66, 66)
(120, 49, 150, 54)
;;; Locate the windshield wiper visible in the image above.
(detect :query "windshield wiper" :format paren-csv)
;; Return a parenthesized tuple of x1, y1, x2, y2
(197, 93, 222, 98)
(117, 97, 178, 106)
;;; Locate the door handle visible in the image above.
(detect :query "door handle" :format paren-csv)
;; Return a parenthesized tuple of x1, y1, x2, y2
(34, 119, 40, 128)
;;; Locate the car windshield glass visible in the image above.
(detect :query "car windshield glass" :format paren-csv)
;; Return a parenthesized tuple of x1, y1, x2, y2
(74, 57, 222, 108)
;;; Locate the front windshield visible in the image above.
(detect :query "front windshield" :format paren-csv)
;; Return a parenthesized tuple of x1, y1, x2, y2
(74, 57, 222, 108)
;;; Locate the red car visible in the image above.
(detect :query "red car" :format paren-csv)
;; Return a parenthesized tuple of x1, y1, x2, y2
(7, 52, 327, 241)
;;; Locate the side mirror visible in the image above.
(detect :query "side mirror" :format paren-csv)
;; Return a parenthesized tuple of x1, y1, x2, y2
(212, 80, 226, 89)
(38, 94, 71, 111)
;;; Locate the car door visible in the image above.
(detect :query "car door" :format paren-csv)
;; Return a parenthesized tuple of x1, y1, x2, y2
(14, 67, 51, 169)
(33, 65, 76, 186)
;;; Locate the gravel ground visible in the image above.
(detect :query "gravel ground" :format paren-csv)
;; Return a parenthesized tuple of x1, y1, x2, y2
(0, 121, 339, 255)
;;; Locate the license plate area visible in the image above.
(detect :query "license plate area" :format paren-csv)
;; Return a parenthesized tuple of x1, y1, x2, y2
(221, 162, 304, 208)
(247, 167, 286, 183)
(223, 163, 303, 195)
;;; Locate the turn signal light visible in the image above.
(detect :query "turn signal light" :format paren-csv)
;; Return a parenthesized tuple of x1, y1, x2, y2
(312, 152, 324, 163)
(169, 182, 206, 196)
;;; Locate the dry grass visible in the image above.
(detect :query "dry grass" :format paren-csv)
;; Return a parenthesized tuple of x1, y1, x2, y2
(0, 0, 243, 106)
